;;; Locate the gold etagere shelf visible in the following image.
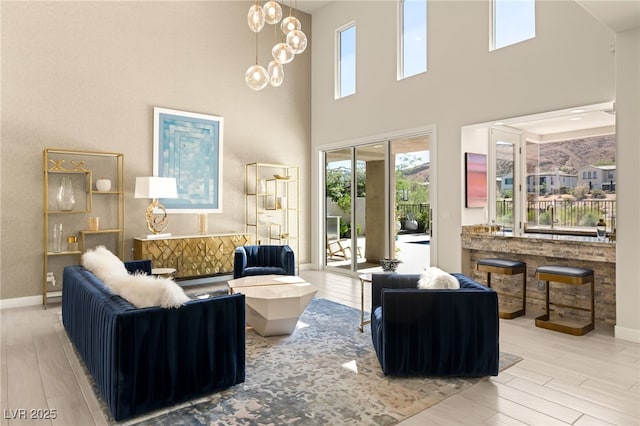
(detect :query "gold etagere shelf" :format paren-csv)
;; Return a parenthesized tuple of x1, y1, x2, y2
(245, 162, 300, 273)
(42, 148, 125, 307)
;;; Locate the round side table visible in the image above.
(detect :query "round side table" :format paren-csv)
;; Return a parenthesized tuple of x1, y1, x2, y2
(358, 273, 372, 332)
(152, 267, 176, 279)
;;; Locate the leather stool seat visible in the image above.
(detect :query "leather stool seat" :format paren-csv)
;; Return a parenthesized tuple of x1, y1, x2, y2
(535, 265, 594, 335)
(477, 258, 526, 272)
(476, 258, 526, 319)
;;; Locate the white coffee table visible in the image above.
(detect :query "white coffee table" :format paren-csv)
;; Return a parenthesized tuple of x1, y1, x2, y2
(227, 274, 307, 293)
(227, 275, 318, 336)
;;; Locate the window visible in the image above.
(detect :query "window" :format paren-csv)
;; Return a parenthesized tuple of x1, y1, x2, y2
(492, 0, 535, 50)
(399, 0, 427, 79)
(336, 23, 356, 98)
(526, 134, 616, 233)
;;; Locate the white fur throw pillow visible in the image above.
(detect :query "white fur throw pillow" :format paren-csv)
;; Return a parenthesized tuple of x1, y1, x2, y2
(82, 245, 189, 308)
(82, 245, 128, 282)
(417, 267, 460, 289)
(107, 273, 190, 309)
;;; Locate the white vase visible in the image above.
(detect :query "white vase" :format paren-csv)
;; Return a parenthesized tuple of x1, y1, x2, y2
(96, 177, 111, 192)
(258, 179, 267, 194)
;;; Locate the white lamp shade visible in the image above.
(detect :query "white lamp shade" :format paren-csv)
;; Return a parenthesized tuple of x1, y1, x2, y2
(134, 177, 178, 199)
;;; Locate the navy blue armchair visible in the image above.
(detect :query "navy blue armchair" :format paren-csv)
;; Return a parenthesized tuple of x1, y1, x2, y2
(233, 245, 295, 279)
(371, 273, 499, 377)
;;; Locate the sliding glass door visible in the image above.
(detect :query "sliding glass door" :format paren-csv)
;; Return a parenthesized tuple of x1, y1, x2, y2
(325, 148, 354, 270)
(391, 135, 430, 271)
(324, 145, 387, 272)
(323, 133, 431, 274)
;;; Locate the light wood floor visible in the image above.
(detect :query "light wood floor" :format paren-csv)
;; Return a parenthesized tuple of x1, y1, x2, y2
(1, 269, 639, 426)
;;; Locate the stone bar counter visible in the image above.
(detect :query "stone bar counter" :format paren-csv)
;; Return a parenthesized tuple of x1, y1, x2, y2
(461, 226, 616, 327)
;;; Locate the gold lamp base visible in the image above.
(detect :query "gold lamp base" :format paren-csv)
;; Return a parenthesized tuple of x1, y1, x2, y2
(146, 198, 170, 235)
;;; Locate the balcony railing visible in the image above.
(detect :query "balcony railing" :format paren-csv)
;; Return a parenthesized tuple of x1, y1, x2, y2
(498, 199, 617, 230)
(397, 199, 617, 233)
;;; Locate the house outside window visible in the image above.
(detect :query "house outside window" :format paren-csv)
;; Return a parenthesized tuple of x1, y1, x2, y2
(336, 23, 356, 98)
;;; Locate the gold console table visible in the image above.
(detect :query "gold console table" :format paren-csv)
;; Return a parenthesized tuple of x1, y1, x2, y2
(133, 233, 251, 279)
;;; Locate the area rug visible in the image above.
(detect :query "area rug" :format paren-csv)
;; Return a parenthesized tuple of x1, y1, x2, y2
(103, 298, 522, 426)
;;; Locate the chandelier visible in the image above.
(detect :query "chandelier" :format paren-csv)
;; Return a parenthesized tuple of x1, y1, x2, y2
(245, 0, 308, 91)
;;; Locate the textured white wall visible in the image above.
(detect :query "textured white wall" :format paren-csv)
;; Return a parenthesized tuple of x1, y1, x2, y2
(311, 0, 615, 272)
(311, 1, 640, 341)
(1, 2, 311, 299)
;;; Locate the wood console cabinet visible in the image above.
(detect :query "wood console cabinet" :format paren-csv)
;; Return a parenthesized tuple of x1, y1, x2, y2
(133, 233, 251, 279)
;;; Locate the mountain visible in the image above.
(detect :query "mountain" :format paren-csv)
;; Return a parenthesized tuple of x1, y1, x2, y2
(522, 134, 615, 175)
(401, 133, 616, 182)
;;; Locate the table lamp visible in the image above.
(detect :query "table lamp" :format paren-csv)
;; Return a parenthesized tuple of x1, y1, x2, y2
(134, 176, 178, 237)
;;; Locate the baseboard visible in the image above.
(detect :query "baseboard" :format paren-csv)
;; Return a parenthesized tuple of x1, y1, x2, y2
(0, 264, 318, 310)
(0, 295, 42, 310)
(615, 324, 640, 343)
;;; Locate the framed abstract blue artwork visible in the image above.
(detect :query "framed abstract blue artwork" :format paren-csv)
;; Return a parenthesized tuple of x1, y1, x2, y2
(153, 107, 224, 213)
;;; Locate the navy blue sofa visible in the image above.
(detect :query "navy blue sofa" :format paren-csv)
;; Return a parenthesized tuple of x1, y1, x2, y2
(233, 245, 295, 278)
(371, 273, 499, 377)
(62, 260, 246, 421)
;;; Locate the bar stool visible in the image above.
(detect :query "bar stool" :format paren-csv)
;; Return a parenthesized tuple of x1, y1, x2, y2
(535, 265, 594, 336)
(476, 258, 526, 319)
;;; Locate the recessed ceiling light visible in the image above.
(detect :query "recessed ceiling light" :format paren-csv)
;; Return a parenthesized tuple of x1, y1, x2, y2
(568, 116, 584, 121)
(571, 109, 585, 113)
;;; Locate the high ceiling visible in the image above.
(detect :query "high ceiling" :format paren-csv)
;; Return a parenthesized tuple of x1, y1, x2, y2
(295, 0, 332, 14)
(296, 0, 639, 34)
(575, 0, 640, 32)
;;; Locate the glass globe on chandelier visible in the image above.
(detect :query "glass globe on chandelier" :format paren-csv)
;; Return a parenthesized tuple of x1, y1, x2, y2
(246, 64, 268, 91)
(286, 29, 307, 54)
(272, 42, 295, 64)
(263, 1, 283, 25)
(281, 16, 301, 34)
(247, 3, 265, 32)
(245, 27, 268, 91)
(268, 60, 284, 87)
